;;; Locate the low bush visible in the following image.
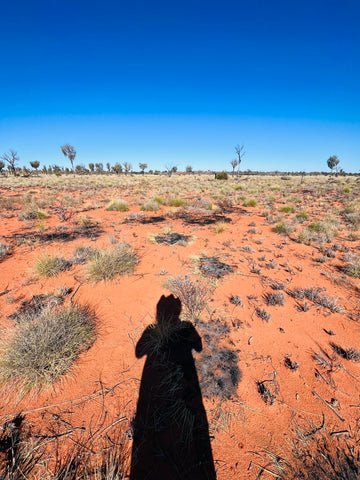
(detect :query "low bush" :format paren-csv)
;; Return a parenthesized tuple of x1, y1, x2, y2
(273, 222, 294, 236)
(215, 172, 228, 180)
(168, 197, 188, 207)
(243, 198, 257, 207)
(106, 199, 129, 211)
(140, 200, 160, 212)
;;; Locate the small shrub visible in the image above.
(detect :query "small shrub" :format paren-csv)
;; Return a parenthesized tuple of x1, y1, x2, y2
(264, 292, 285, 306)
(330, 342, 360, 362)
(214, 221, 227, 233)
(308, 222, 321, 232)
(243, 198, 257, 207)
(289, 287, 343, 313)
(35, 254, 71, 277)
(168, 197, 187, 207)
(280, 205, 295, 213)
(87, 243, 137, 281)
(273, 222, 294, 235)
(0, 303, 98, 397)
(296, 210, 309, 221)
(164, 275, 211, 321)
(274, 427, 360, 480)
(342, 260, 360, 278)
(0, 243, 10, 261)
(106, 199, 129, 212)
(70, 246, 97, 264)
(215, 172, 228, 180)
(229, 295, 242, 306)
(19, 204, 49, 220)
(284, 356, 299, 370)
(270, 281, 285, 290)
(75, 215, 98, 229)
(140, 200, 160, 212)
(256, 308, 271, 322)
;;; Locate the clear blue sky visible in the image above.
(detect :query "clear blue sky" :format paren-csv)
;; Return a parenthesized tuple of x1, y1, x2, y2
(1, 0, 359, 172)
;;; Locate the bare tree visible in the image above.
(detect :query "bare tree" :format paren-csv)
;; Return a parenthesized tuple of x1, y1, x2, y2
(123, 162, 132, 175)
(0, 161, 5, 174)
(1, 150, 19, 175)
(165, 163, 177, 177)
(234, 144, 245, 178)
(60, 144, 76, 173)
(230, 159, 238, 176)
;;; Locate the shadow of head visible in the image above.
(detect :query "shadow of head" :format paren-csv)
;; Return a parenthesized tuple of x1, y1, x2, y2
(156, 294, 181, 325)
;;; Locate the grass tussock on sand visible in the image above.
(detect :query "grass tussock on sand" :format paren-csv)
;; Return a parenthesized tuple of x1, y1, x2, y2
(0, 303, 98, 399)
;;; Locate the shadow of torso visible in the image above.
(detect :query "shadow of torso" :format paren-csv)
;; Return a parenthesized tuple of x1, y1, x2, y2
(130, 321, 216, 480)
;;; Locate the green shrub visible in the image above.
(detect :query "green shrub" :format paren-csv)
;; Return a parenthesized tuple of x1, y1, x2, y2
(168, 197, 187, 207)
(243, 198, 257, 207)
(87, 243, 138, 281)
(296, 210, 309, 220)
(308, 222, 321, 232)
(215, 172, 228, 180)
(106, 199, 129, 212)
(273, 222, 294, 236)
(280, 205, 295, 213)
(0, 303, 98, 398)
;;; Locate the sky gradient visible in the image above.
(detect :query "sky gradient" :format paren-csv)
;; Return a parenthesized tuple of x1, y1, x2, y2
(1, 0, 359, 172)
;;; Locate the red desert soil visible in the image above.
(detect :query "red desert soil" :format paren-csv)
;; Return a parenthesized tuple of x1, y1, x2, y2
(0, 174, 359, 478)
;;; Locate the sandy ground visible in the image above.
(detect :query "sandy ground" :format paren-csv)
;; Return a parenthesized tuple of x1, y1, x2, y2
(0, 173, 359, 478)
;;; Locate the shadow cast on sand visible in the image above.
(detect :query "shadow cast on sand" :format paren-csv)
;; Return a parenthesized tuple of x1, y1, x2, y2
(130, 295, 216, 480)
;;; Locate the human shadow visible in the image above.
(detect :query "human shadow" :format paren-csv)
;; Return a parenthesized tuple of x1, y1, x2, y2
(130, 295, 216, 480)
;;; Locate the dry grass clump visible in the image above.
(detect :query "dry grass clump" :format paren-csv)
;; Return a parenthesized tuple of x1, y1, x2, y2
(70, 245, 97, 264)
(164, 275, 211, 321)
(288, 287, 343, 313)
(0, 303, 98, 398)
(106, 198, 129, 212)
(34, 253, 71, 277)
(214, 221, 227, 233)
(264, 292, 285, 306)
(168, 197, 188, 207)
(140, 200, 160, 211)
(19, 203, 49, 220)
(0, 414, 46, 479)
(87, 242, 138, 281)
(330, 342, 360, 362)
(0, 242, 10, 261)
(342, 259, 360, 278)
(243, 198, 257, 207)
(272, 423, 360, 480)
(0, 412, 129, 479)
(273, 221, 294, 236)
